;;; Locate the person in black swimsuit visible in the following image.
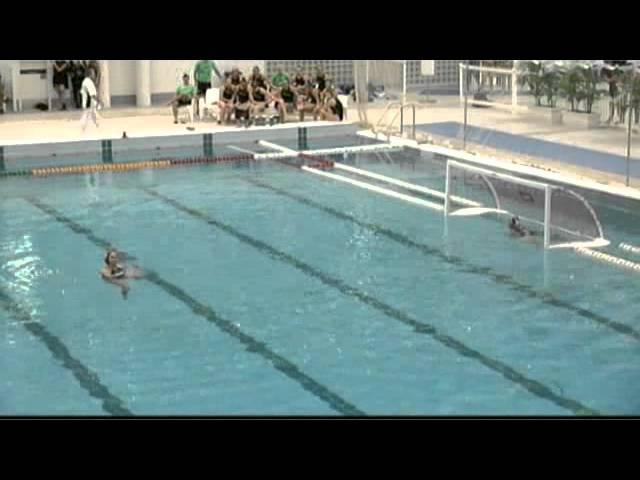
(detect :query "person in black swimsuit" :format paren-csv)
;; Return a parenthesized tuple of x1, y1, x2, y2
(234, 79, 252, 125)
(297, 83, 319, 121)
(251, 82, 271, 118)
(69, 61, 88, 109)
(229, 68, 244, 87)
(248, 66, 269, 91)
(52, 61, 70, 110)
(509, 216, 532, 237)
(101, 249, 144, 299)
(314, 67, 327, 95)
(218, 77, 237, 124)
(274, 79, 297, 123)
(292, 68, 306, 94)
(319, 87, 343, 121)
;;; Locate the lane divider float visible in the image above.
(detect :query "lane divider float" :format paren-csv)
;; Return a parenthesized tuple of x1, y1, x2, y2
(575, 247, 640, 273)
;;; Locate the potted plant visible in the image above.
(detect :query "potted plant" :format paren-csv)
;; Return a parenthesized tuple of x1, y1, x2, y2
(542, 67, 561, 107)
(618, 69, 640, 124)
(577, 65, 603, 114)
(557, 63, 602, 128)
(631, 70, 640, 126)
(559, 66, 582, 112)
(522, 61, 545, 106)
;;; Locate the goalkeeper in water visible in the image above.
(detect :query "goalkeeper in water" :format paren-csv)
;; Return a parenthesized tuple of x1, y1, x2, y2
(509, 216, 537, 238)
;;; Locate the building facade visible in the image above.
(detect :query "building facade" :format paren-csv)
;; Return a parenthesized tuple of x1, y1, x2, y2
(0, 60, 462, 112)
(264, 60, 462, 92)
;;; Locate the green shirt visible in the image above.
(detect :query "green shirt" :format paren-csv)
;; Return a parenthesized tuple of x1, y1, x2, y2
(271, 72, 289, 88)
(194, 60, 221, 83)
(176, 84, 196, 98)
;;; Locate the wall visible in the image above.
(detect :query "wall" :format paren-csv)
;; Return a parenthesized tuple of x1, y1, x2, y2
(0, 60, 49, 106)
(0, 60, 18, 104)
(263, 60, 462, 91)
(150, 60, 195, 94)
(149, 60, 265, 95)
(216, 60, 265, 78)
(108, 60, 136, 97)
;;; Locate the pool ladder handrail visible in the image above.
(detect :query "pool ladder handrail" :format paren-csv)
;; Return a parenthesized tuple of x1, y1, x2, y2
(374, 102, 419, 141)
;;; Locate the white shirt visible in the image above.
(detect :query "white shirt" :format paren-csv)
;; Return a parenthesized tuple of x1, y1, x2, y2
(81, 77, 98, 108)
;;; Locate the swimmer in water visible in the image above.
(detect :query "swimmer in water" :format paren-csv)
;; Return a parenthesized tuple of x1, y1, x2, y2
(509, 216, 528, 237)
(100, 249, 144, 298)
(509, 216, 543, 248)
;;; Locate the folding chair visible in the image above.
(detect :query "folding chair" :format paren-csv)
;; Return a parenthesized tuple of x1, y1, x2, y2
(199, 87, 220, 122)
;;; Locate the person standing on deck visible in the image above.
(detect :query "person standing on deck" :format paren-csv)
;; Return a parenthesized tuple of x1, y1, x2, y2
(80, 68, 100, 131)
(69, 60, 88, 109)
(193, 60, 222, 118)
(52, 60, 70, 111)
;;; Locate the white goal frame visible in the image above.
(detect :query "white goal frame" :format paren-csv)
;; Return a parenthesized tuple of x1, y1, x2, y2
(444, 159, 609, 250)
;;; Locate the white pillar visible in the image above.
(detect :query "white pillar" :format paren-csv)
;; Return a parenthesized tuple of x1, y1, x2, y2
(47, 61, 53, 111)
(459, 63, 464, 104)
(511, 60, 518, 113)
(544, 185, 551, 249)
(12, 63, 21, 112)
(402, 60, 407, 106)
(136, 60, 151, 107)
(444, 160, 451, 215)
(365, 61, 369, 86)
(98, 60, 111, 108)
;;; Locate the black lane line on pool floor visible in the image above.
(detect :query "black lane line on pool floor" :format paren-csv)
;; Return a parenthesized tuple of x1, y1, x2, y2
(246, 178, 640, 345)
(26, 198, 363, 417)
(0, 287, 133, 416)
(142, 188, 599, 416)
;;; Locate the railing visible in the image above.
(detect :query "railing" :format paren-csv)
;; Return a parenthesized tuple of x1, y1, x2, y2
(374, 102, 418, 140)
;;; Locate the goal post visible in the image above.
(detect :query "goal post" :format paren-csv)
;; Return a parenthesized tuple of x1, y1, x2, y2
(459, 61, 531, 113)
(444, 159, 608, 250)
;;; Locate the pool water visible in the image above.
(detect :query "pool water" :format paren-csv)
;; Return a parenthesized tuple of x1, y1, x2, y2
(2, 145, 640, 416)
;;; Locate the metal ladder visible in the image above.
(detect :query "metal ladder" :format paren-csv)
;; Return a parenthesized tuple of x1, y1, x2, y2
(373, 102, 418, 140)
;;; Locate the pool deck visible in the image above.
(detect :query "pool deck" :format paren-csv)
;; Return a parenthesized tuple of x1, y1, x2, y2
(0, 106, 344, 145)
(2, 97, 639, 190)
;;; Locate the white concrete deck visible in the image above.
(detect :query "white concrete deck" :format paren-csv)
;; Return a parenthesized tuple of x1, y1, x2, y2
(1, 97, 639, 190)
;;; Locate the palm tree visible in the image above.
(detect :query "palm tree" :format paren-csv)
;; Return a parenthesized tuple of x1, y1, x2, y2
(542, 67, 561, 107)
(632, 70, 640, 124)
(523, 61, 545, 106)
(617, 68, 640, 123)
(577, 64, 603, 114)
(559, 66, 582, 112)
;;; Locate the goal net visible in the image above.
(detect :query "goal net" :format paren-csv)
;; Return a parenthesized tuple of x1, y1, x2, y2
(444, 160, 608, 249)
(458, 61, 529, 113)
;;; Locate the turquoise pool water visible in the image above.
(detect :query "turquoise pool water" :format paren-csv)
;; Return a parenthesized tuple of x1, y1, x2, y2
(1, 144, 640, 416)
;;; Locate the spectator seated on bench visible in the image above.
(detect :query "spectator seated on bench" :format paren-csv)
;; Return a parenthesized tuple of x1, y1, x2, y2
(168, 73, 196, 124)
(229, 67, 245, 87)
(248, 66, 270, 91)
(271, 67, 289, 91)
(251, 81, 278, 126)
(291, 68, 307, 95)
(296, 82, 320, 122)
(218, 77, 237, 125)
(273, 79, 297, 124)
(318, 87, 344, 121)
(234, 79, 253, 127)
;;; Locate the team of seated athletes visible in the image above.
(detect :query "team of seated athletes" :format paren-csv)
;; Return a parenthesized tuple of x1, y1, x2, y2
(168, 64, 345, 125)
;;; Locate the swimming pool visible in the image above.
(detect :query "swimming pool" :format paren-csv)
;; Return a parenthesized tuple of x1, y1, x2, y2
(2, 135, 640, 416)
